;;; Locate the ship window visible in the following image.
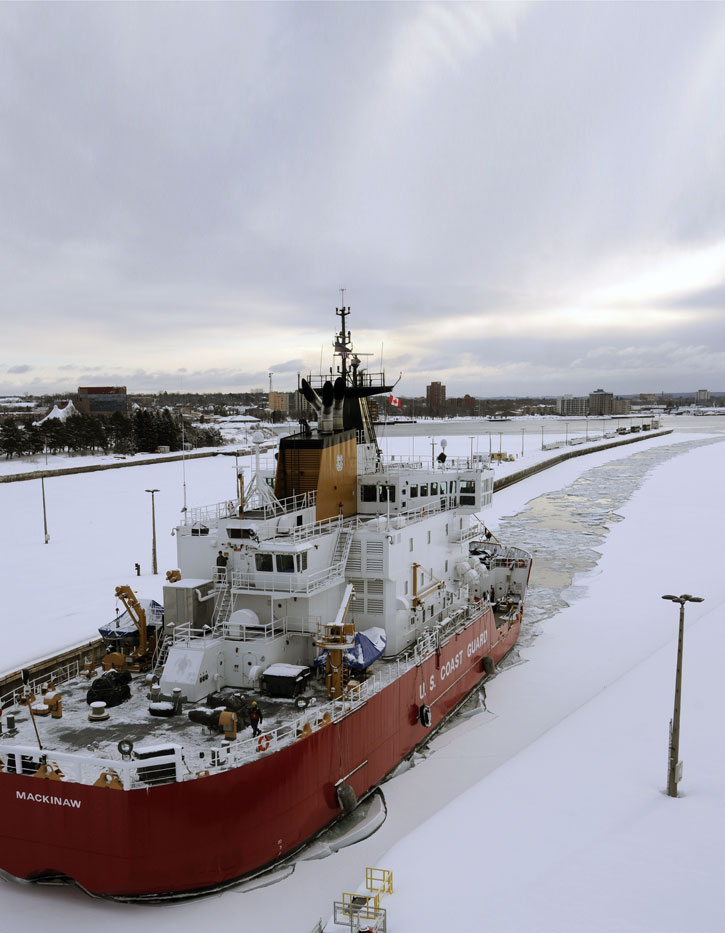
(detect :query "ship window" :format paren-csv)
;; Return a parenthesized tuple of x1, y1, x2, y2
(228, 527, 243, 539)
(255, 553, 273, 572)
(297, 551, 308, 572)
(420, 483, 428, 496)
(276, 554, 295, 573)
(191, 523, 209, 536)
(409, 484, 418, 498)
(378, 485, 395, 502)
(361, 485, 377, 503)
(430, 482, 438, 495)
(460, 480, 476, 505)
(449, 481, 457, 495)
(440, 482, 447, 495)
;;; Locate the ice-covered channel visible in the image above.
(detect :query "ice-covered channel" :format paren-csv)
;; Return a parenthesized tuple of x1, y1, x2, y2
(498, 435, 725, 656)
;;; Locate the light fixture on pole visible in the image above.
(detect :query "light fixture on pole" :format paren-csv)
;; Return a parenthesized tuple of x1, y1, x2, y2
(521, 427, 525, 456)
(145, 489, 160, 575)
(661, 593, 704, 798)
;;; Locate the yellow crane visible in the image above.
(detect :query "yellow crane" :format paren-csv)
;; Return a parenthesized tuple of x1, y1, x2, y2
(102, 586, 156, 672)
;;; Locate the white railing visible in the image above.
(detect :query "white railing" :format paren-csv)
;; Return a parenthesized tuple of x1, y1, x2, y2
(184, 490, 316, 527)
(229, 560, 346, 596)
(0, 744, 183, 791)
(0, 659, 84, 712)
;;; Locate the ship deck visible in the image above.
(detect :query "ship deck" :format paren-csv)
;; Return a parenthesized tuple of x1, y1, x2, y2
(2, 667, 341, 765)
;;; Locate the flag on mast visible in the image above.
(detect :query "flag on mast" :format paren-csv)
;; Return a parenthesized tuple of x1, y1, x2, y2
(389, 394, 401, 408)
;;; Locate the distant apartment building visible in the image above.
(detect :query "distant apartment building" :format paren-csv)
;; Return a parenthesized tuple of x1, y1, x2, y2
(268, 391, 288, 413)
(556, 395, 588, 416)
(426, 381, 446, 413)
(588, 389, 613, 416)
(612, 397, 631, 415)
(448, 394, 477, 414)
(696, 389, 711, 405)
(76, 386, 128, 416)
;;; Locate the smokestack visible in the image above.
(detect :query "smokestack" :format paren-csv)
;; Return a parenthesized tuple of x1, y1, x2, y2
(300, 379, 322, 417)
(332, 377, 345, 432)
(318, 380, 334, 434)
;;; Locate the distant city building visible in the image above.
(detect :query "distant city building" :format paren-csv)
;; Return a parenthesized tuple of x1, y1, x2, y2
(448, 394, 477, 414)
(556, 395, 588, 416)
(76, 386, 127, 416)
(268, 391, 288, 412)
(612, 397, 631, 415)
(426, 381, 446, 412)
(288, 390, 315, 420)
(696, 389, 711, 405)
(588, 389, 613, 416)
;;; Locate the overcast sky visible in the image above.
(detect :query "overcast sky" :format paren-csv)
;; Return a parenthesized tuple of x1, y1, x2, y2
(1, 2, 724, 398)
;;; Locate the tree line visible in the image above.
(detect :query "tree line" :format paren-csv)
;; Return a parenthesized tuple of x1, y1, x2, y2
(0, 410, 223, 459)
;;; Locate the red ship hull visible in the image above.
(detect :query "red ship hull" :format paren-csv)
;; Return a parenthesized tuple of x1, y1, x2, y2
(0, 607, 518, 898)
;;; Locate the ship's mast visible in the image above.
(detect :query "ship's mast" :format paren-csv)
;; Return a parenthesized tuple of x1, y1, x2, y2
(335, 288, 352, 384)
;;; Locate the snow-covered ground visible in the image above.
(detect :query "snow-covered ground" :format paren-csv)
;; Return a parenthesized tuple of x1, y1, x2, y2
(1, 426, 723, 931)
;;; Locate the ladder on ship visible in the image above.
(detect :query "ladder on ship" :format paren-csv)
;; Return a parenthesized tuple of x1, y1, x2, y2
(212, 581, 233, 628)
(151, 634, 171, 678)
(333, 525, 355, 571)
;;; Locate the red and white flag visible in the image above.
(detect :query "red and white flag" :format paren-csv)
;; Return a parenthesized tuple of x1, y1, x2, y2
(389, 394, 401, 408)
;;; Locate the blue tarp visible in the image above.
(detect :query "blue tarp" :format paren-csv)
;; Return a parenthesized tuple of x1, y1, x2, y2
(315, 627, 387, 672)
(98, 599, 164, 637)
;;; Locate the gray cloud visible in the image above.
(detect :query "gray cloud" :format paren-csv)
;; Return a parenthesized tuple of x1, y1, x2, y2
(7, 364, 32, 373)
(2, 3, 725, 396)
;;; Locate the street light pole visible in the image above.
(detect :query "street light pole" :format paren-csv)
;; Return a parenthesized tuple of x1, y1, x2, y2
(661, 593, 704, 797)
(145, 489, 160, 575)
(41, 476, 50, 544)
(521, 427, 525, 456)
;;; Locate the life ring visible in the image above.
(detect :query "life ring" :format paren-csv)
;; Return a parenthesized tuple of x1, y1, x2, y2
(257, 734, 271, 752)
(419, 704, 432, 728)
(517, 559, 526, 568)
(421, 507, 426, 517)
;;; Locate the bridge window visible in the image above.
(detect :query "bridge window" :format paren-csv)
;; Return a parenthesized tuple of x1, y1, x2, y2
(255, 553, 273, 572)
(409, 484, 418, 498)
(460, 480, 476, 505)
(361, 485, 377, 503)
(276, 554, 295, 573)
(191, 523, 209, 536)
(430, 482, 438, 495)
(297, 551, 308, 572)
(420, 483, 428, 496)
(378, 485, 396, 502)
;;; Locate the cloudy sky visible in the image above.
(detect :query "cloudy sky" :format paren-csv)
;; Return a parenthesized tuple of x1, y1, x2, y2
(1, 2, 724, 398)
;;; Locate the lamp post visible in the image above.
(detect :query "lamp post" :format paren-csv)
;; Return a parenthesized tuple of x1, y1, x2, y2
(469, 435, 475, 468)
(145, 489, 160, 575)
(521, 427, 525, 456)
(565, 422, 569, 446)
(661, 593, 704, 797)
(41, 476, 50, 544)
